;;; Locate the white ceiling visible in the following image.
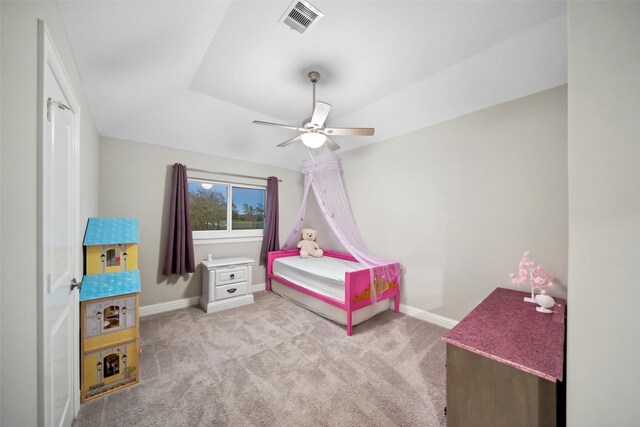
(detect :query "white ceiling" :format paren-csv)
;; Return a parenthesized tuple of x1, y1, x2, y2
(58, 0, 567, 170)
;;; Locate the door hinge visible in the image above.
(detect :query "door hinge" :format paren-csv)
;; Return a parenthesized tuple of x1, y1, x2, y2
(47, 97, 71, 122)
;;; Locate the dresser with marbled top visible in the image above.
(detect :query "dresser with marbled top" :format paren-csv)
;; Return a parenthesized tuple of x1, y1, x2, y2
(443, 287, 566, 427)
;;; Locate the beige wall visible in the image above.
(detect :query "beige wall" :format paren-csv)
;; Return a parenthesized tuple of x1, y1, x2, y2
(340, 86, 568, 321)
(0, 4, 634, 425)
(99, 137, 303, 306)
(0, 2, 100, 426)
(567, 2, 640, 424)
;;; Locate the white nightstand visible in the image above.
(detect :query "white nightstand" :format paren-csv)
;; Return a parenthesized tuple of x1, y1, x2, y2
(200, 257, 255, 314)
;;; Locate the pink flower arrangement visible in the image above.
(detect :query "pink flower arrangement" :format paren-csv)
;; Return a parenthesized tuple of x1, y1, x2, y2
(510, 251, 554, 302)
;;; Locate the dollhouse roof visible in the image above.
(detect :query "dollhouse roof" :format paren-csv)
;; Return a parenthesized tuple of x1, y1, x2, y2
(80, 270, 141, 301)
(84, 217, 139, 245)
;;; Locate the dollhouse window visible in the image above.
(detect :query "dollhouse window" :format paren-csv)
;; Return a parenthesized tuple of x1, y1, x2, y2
(106, 248, 121, 267)
(103, 353, 120, 378)
(103, 305, 120, 329)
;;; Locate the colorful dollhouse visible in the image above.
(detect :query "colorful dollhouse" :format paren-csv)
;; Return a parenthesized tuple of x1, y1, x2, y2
(80, 217, 141, 402)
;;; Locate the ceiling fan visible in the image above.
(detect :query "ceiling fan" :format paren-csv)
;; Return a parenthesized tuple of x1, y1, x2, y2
(252, 71, 375, 150)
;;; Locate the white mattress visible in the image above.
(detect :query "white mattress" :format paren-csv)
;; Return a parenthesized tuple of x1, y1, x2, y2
(272, 256, 363, 302)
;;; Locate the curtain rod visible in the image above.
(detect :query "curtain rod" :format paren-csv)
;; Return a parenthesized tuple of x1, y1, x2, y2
(185, 166, 282, 182)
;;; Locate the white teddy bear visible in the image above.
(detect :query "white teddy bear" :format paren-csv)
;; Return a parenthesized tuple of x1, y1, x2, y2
(297, 228, 324, 258)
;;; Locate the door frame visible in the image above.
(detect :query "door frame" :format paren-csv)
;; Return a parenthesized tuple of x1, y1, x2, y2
(36, 19, 82, 424)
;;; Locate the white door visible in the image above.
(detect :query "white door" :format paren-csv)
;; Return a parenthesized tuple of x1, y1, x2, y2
(38, 21, 81, 427)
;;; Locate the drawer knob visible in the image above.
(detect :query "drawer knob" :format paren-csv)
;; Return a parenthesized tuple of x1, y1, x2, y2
(230, 274, 235, 280)
(227, 288, 237, 294)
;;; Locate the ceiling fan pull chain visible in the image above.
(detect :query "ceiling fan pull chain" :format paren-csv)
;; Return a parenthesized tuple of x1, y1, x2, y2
(306, 144, 317, 164)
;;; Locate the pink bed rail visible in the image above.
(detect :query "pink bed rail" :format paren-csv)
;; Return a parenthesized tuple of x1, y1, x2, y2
(267, 250, 401, 336)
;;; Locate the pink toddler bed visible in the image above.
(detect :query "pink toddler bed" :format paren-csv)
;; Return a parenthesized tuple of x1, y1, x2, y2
(267, 249, 401, 336)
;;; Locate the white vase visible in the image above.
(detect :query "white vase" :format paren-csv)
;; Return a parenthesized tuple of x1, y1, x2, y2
(534, 294, 555, 314)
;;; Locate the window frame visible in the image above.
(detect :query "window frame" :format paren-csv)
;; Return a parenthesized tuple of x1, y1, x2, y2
(188, 178, 266, 245)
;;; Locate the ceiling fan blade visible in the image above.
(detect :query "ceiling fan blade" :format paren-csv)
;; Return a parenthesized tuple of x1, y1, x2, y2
(253, 120, 304, 132)
(325, 137, 340, 151)
(311, 102, 331, 128)
(323, 127, 375, 136)
(277, 135, 303, 147)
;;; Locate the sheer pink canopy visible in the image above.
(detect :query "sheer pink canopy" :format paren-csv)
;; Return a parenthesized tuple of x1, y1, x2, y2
(282, 152, 402, 299)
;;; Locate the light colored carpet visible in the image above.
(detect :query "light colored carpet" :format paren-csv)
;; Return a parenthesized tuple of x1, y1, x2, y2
(74, 291, 447, 426)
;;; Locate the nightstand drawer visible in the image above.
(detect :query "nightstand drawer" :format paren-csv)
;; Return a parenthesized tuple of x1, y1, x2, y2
(215, 282, 247, 300)
(216, 267, 247, 285)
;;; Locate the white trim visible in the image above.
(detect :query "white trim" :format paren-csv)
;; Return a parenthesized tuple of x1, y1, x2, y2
(193, 236, 262, 245)
(252, 282, 266, 293)
(397, 302, 459, 330)
(139, 296, 200, 317)
(193, 229, 264, 241)
(188, 177, 266, 191)
(37, 20, 82, 424)
(137, 290, 458, 332)
(140, 284, 265, 317)
(72, 287, 80, 417)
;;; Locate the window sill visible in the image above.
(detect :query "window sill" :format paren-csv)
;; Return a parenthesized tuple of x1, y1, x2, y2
(193, 236, 263, 245)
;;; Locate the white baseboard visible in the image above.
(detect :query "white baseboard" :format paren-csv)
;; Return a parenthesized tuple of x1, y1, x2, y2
(398, 302, 459, 330)
(138, 286, 457, 331)
(140, 285, 266, 317)
(252, 282, 266, 293)
(139, 296, 200, 317)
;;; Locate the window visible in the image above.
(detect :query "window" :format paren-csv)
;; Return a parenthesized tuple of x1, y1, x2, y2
(103, 353, 120, 378)
(105, 247, 120, 267)
(188, 179, 266, 243)
(103, 306, 120, 329)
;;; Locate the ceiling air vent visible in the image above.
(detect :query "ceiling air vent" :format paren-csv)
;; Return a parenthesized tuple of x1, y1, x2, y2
(279, 0, 324, 34)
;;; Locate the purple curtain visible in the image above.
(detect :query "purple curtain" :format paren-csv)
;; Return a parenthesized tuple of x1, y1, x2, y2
(163, 163, 195, 275)
(259, 176, 279, 266)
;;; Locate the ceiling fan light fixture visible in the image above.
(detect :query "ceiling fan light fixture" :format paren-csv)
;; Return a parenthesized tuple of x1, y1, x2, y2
(301, 131, 326, 148)
(252, 70, 374, 151)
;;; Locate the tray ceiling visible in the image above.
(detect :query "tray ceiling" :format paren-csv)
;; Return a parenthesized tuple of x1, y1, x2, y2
(58, 0, 567, 170)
